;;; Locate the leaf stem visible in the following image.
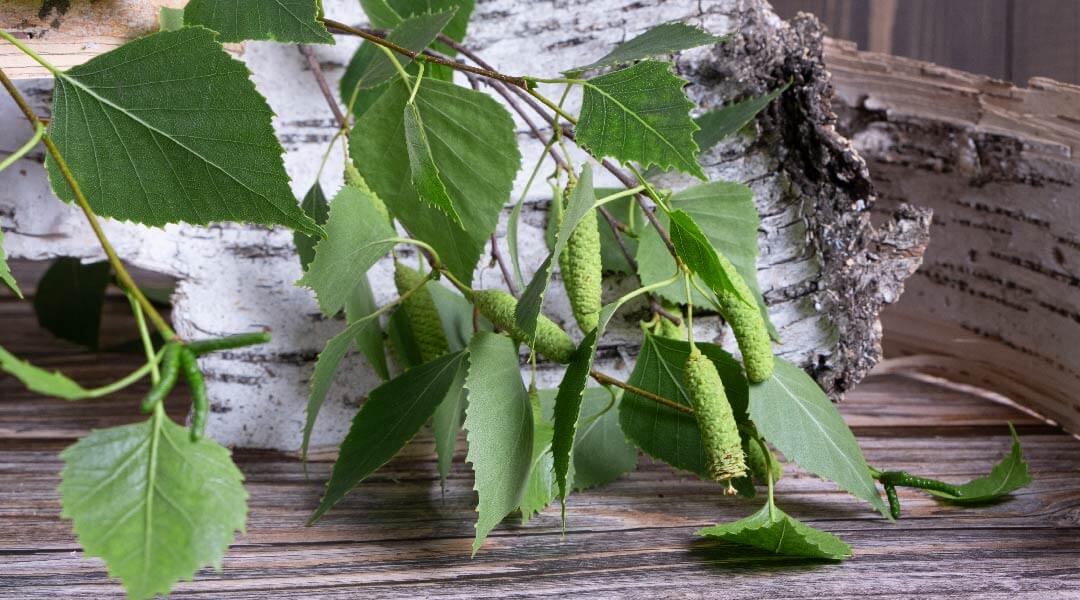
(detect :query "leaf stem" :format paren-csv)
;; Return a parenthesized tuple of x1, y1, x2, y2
(389, 237, 442, 268)
(594, 185, 645, 208)
(86, 349, 167, 399)
(0, 67, 176, 339)
(0, 120, 44, 173)
(406, 62, 425, 104)
(684, 272, 694, 346)
(0, 30, 61, 76)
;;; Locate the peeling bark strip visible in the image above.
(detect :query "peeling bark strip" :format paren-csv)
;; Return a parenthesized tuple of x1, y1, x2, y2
(0, 0, 926, 451)
(826, 38, 1080, 436)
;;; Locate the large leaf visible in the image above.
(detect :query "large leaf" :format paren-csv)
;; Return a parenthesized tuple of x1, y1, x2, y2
(183, 0, 333, 43)
(464, 332, 533, 554)
(404, 101, 461, 223)
(697, 503, 852, 560)
(46, 27, 321, 237)
(569, 22, 723, 73)
(515, 164, 594, 338)
(311, 351, 467, 521)
(928, 424, 1031, 504)
(297, 184, 397, 316)
(59, 416, 247, 600)
(34, 258, 110, 350)
(618, 333, 748, 479)
(576, 61, 703, 179)
(295, 182, 329, 270)
(749, 359, 889, 517)
(551, 328, 599, 507)
(0, 231, 21, 298)
(339, 10, 455, 116)
(0, 344, 91, 400)
(345, 275, 390, 381)
(350, 78, 521, 282)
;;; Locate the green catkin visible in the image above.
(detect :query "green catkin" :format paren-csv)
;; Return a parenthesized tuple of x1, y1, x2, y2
(394, 262, 449, 364)
(884, 483, 901, 520)
(469, 289, 576, 364)
(715, 256, 774, 382)
(682, 347, 747, 483)
(180, 348, 208, 442)
(140, 343, 180, 413)
(559, 207, 603, 333)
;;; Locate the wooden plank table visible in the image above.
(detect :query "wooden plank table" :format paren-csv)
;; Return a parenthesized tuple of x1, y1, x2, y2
(1, 278, 1079, 598)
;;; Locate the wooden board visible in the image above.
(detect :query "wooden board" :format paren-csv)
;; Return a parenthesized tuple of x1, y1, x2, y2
(0, 273, 1077, 598)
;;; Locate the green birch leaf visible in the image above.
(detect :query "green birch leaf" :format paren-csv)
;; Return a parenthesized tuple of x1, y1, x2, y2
(432, 362, 468, 486)
(345, 275, 390, 381)
(404, 101, 461, 223)
(669, 209, 755, 309)
(387, 0, 475, 56)
(697, 503, 852, 560)
(568, 388, 637, 491)
(576, 61, 703, 179)
(516, 164, 594, 338)
(569, 22, 723, 73)
(350, 78, 521, 282)
(430, 283, 492, 351)
(297, 184, 397, 317)
(295, 182, 329, 271)
(158, 7, 185, 31)
(464, 332, 533, 554)
(339, 10, 455, 116)
(749, 359, 889, 517)
(693, 83, 789, 153)
(386, 307, 424, 371)
(0, 231, 21, 298)
(59, 417, 247, 600)
(183, 0, 333, 43)
(34, 258, 110, 350)
(46, 27, 321, 237)
(927, 424, 1031, 504)
(359, 0, 403, 27)
(311, 351, 467, 521)
(0, 344, 90, 400)
(519, 419, 556, 525)
(618, 333, 748, 479)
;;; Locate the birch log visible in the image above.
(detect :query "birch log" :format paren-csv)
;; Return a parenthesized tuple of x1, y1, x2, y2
(825, 38, 1080, 436)
(0, 1, 928, 451)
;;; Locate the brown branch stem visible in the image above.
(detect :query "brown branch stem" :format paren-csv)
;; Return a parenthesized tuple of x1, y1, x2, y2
(590, 369, 692, 415)
(298, 45, 348, 130)
(490, 235, 519, 297)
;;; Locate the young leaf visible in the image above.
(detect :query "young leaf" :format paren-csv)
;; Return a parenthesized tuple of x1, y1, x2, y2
(0, 344, 91, 400)
(697, 503, 852, 560)
(516, 164, 594, 338)
(567, 388, 638, 491)
(569, 22, 724, 73)
(551, 328, 599, 507)
(618, 333, 748, 479)
(46, 27, 321, 237)
(350, 78, 521, 282)
(0, 231, 20, 298)
(432, 364, 468, 486)
(464, 332, 533, 554)
(359, 0, 403, 28)
(693, 83, 790, 154)
(183, 0, 333, 43)
(576, 61, 703, 179)
(295, 182, 329, 271)
(404, 102, 461, 223)
(927, 424, 1031, 504)
(339, 10, 455, 115)
(345, 275, 390, 381)
(297, 185, 397, 317)
(34, 258, 110, 350)
(311, 351, 467, 521)
(749, 359, 889, 517)
(387, 0, 475, 59)
(519, 419, 556, 525)
(158, 7, 185, 32)
(60, 416, 247, 600)
(668, 209, 756, 310)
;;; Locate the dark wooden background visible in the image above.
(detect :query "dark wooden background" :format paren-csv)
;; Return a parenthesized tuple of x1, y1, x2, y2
(772, 0, 1080, 84)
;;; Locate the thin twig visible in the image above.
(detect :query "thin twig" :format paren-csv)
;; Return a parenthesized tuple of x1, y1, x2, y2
(490, 235, 519, 297)
(298, 45, 347, 130)
(649, 298, 682, 326)
(0, 67, 176, 339)
(590, 369, 692, 415)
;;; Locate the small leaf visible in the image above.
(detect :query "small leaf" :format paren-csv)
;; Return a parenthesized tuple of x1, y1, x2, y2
(432, 363, 468, 486)
(351, 78, 521, 282)
(158, 6, 185, 32)
(668, 209, 756, 309)
(519, 419, 556, 525)
(404, 102, 461, 223)
(551, 328, 599, 506)
(749, 359, 889, 517)
(464, 332, 533, 554)
(927, 424, 1031, 504)
(183, 0, 333, 43)
(0, 231, 21, 298)
(295, 182, 329, 271)
(297, 185, 397, 317)
(569, 22, 723, 73)
(577, 61, 703, 179)
(618, 333, 748, 479)
(345, 275, 390, 381)
(47, 28, 321, 236)
(60, 417, 247, 600)
(697, 503, 852, 560)
(429, 283, 492, 351)
(359, 0, 403, 28)
(311, 351, 467, 521)
(34, 258, 110, 350)
(516, 164, 594, 338)
(387, 0, 475, 57)
(693, 83, 790, 153)
(0, 344, 91, 400)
